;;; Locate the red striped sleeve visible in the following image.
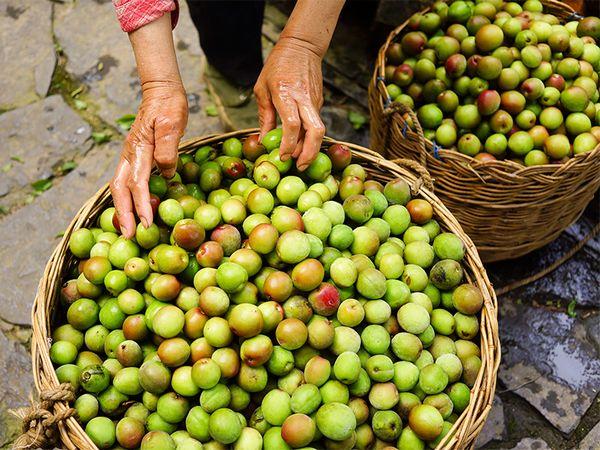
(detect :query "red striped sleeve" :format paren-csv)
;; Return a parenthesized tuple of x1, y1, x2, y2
(113, 0, 179, 33)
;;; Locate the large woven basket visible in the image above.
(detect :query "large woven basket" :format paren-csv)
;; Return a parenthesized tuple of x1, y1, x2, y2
(369, 0, 600, 262)
(30, 130, 499, 450)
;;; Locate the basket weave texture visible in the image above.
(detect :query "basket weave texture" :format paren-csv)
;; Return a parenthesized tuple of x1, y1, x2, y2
(368, 0, 600, 262)
(30, 130, 500, 450)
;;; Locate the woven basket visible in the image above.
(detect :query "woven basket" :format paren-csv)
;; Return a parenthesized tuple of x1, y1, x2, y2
(30, 129, 499, 450)
(368, 0, 600, 262)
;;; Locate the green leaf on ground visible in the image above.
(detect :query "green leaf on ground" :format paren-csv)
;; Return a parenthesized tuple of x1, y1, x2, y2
(205, 104, 218, 117)
(60, 161, 77, 173)
(116, 114, 136, 130)
(2, 163, 11, 173)
(10, 156, 24, 163)
(74, 99, 88, 110)
(97, 61, 104, 71)
(348, 110, 367, 130)
(25, 194, 35, 204)
(70, 86, 84, 97)
(0, 206, 7, 215)
(32, 178, 53, 192)
(567, 300, 577, 318)
(92, 131, 111, 144)
(55, 231, 65, 238)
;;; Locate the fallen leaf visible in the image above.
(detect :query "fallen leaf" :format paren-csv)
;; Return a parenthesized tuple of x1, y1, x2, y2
(70, 86, 84, 97)
(74, 99, 88, 110)
(92, 132, 111, 144)
(567, 300, 577, 318)
(32, 178, 53, 192)
(60, 161, 77, 173)
(348, 110, 367, 130)
(116, 114, 136, 130)
(205, 104, 218, 117)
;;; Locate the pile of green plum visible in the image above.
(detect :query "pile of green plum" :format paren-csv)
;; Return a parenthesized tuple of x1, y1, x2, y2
(53, 130, 485, 450)
(384, 0, 600, 165)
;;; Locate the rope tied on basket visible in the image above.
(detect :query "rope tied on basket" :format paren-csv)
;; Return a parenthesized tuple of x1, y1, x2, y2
(390, 158, 434, 195)
(382, 102, 428, 167)
(566, 12, 584, 21)
(12, 383, 76, 449)
(431, 141, 442, 160)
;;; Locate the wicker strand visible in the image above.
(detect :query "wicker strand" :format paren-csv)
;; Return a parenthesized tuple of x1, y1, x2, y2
(390, 157, 435, 194)
(496, 222, 600, 296)
(12, 383, 76, 449)
(384, 102, 427, 166)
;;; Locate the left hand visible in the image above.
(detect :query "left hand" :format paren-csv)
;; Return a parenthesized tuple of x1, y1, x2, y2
(254, 37, 326, 171)
(111, 81, 188, 237)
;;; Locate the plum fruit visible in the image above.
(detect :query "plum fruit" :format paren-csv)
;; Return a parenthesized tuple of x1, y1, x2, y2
(60, 133, 485, 448)
(382, 1, 600, 163)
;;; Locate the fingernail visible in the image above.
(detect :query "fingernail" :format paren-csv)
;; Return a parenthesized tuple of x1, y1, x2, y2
(120, 225, 129, 237)
(141, 216, 151, 229)
(298, 164, 308, 171)
(280, 154, 289, 161)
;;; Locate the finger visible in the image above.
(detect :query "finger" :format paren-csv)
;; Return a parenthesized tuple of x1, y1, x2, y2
(110, 157, 136, 238)
(154, 115, 183, 179)
(128, 140, 155, 228)
(292, 129, 306, 159)
(272, 92, 301, 161)
(254, 84, 277, 141)
(296, 103, 326, 171)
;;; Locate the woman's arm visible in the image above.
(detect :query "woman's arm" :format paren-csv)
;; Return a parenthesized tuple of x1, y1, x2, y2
(110, 13, 188, 238)
(254, 0, 345, 170)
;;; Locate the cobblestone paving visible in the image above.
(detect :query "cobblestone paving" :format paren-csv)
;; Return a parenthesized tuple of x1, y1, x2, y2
(0, 1, 598, 449)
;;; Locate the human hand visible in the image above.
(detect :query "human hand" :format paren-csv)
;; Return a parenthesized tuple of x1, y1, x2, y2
(110, 81, 188, 238)
(254, 36, 326, 171)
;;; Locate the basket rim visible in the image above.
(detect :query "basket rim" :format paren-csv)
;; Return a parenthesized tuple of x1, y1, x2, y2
(370, 0, 600, 174)
(30, 129, 500, 450)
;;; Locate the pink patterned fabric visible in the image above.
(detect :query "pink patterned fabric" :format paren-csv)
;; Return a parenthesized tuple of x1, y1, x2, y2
(113, 0, 179, 33)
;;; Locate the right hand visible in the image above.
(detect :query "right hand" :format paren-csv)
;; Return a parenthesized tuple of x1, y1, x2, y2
(111, 81, 188, 238)
(254, 36, 326, 172)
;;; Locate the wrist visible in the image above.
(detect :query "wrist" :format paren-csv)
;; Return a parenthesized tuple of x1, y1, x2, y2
(141, 79, 185, 95)
(278, 0, 344, 60)
(130, 13, 183, 90)
(276, 35, 326, 60)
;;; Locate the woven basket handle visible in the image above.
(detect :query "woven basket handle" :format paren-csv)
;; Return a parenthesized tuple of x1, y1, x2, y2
(389, 157, 435, 195)
(12, 383, 76, 449)
(383, 102, 428, 168)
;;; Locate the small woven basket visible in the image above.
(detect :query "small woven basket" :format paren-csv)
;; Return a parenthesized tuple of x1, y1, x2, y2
(369, 0, 600, 262)
(29, 130, 499, 450)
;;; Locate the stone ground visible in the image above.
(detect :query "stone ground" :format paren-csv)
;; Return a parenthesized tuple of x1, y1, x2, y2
(0, 0, 598, 449)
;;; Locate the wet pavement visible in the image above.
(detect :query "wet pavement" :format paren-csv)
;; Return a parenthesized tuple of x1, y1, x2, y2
(499, 299, 600, 434)
(0, 1, 598, 449)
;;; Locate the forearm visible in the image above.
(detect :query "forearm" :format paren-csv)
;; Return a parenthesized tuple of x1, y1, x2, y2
(280, 0, 345, 58)
(129, 13, 183, 90)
